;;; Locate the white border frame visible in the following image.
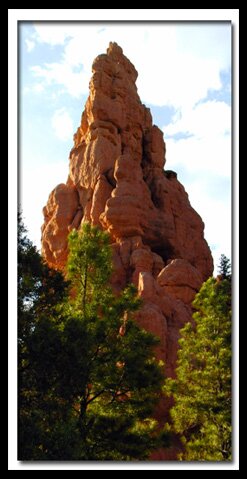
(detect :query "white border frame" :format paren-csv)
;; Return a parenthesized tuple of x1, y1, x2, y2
(8, 8, 239, 471)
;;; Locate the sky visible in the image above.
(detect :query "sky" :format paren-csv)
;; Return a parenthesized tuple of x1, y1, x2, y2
(19, 22, 231, 272)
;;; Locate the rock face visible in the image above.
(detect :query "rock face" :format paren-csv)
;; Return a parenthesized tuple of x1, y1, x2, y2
(41, 42, 213, 459)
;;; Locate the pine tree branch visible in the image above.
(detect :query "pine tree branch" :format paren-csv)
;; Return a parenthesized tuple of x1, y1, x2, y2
(86, 388, 107, 406)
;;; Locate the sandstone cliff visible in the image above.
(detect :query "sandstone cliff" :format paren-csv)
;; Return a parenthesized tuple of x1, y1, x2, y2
(41, 42, 213, 459)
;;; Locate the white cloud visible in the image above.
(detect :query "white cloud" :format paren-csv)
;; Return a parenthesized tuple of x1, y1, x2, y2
(22, 83, 45, 96)
(32, 23, 69, 45)
(165, 100, 231, 139)
(163, 99, 231, 273)
(33, 83, 44, 93)
(134, 31, 222, 108)
(20, 161, 68, 249)
(23, 86, 30, 95)
(31, 62, 87, 98)
(25, 38, 35, 52)
(163, 100, 231, 178)
(51, 108, 74, 141)
(28, 24, 231, 109)
(188, 182, 231, 273)
(166, 133, 231, 178)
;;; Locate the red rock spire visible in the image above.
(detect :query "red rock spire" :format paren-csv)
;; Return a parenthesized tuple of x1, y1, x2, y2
(41, 42, 213, 459)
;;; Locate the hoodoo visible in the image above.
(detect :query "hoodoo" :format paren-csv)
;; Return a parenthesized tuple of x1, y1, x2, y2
(41, 42, 213, 459)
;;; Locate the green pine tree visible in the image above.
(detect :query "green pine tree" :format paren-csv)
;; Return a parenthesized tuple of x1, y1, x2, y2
(218, 254, 231, 280)
(19, 221, 166, 460)
(18, 212, 68, 459)
(164, 270, 231, 461)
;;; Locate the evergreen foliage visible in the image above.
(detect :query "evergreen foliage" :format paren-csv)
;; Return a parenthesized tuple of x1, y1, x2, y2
(164, 268, 232, 461)
(18, 219, 165, 460)
(218, 254, 231, 280)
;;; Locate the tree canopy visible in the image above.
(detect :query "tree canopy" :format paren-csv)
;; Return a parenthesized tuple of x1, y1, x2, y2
(218, 254, 231, 280)
(164, 268, 232, 461)
(18, 219, 166, 460)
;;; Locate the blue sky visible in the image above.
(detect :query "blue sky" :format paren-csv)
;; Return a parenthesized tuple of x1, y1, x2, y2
(19, 22, 231, 271)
